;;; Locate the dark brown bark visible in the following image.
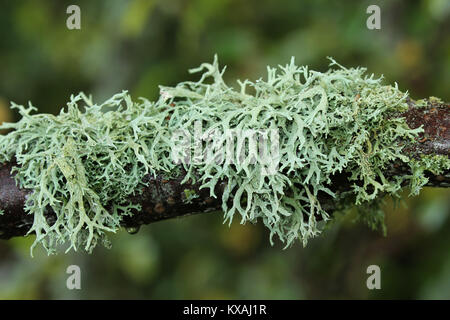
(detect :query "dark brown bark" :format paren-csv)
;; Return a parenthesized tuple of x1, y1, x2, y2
(0, 98, 448, 240)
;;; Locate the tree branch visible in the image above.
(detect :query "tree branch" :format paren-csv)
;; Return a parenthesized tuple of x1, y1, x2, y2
(0, 98, 448, 240)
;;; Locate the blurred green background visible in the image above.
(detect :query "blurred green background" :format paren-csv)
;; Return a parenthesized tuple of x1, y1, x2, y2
(0, 0, 449, 299)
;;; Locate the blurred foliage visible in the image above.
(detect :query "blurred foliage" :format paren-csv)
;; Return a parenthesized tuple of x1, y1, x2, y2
(0, 0, 449, 299)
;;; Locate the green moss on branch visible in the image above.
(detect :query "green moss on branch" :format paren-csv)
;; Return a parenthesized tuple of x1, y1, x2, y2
(0, 56, 448, 255)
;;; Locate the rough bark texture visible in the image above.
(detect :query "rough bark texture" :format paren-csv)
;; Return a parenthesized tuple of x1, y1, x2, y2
(0, 98, 448, 240)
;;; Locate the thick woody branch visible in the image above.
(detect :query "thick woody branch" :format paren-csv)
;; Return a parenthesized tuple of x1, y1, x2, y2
(0, 98, 449, 240)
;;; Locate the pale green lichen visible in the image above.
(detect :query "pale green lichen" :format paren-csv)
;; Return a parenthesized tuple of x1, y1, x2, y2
(409, 155, 450, 196)
(415, 96, 444, 108)
(183, 189, 199, 204)
(415, 98, 429, 108)
(429, 96, 444, 104)
(0, 56, 446, 255)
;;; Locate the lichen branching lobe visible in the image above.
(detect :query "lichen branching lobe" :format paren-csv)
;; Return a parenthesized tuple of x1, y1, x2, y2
(0, 56, 448, 255)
